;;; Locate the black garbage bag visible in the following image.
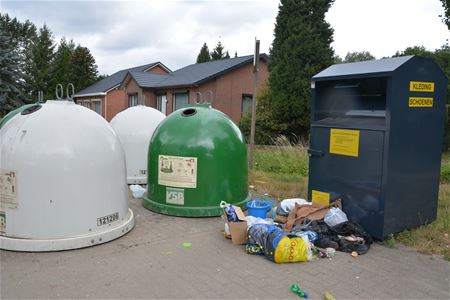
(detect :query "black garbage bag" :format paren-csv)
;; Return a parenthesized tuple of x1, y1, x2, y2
(330, 221, 373, 255)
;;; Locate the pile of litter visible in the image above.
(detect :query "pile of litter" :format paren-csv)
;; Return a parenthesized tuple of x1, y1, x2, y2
(220, 198, 372, 264)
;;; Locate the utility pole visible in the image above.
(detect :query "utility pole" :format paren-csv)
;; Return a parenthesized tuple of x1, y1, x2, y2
(248, 38, 260, 170)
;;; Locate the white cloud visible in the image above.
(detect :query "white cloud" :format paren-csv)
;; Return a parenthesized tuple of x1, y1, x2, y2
(2, 0, 448, 75)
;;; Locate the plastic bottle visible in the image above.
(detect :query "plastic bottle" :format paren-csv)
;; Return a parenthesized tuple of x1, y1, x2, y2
(291, 283, 309, 298)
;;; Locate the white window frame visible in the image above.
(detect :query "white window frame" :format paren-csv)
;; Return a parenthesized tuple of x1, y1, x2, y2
(83, 100, 91, 109)
(157, 94, 167, 115)
(128, 93, 138, 107)
(173, 92, 189, 111)
(92, 98, 102, 116)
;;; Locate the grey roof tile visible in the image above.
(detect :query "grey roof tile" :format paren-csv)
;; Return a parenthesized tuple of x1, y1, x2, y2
(128, 54, 268, 88)
(74, 62, 160, 96)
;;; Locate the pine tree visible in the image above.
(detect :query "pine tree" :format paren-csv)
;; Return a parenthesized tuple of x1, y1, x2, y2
(440, 0, 450, 30)
(196, 42, 211, 63)
(210, 41, 228, 60)
(70, 46, 98, 93)
(29, 24, 55, 99)
(268, 0, 335, 136)
(50, 38, 75, 94)
(0, 13, 37, 96)
(234, 51, 238, 58)
(0, 28, 30, 115)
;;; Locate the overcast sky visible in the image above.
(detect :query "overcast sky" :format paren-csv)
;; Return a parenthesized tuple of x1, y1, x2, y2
(2, 0, 449, 75)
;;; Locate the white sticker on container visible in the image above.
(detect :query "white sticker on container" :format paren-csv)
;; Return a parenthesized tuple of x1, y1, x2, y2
(166, 187, 185, 205)
(158, 155, 197, 188)
(0, 170, 18, 209)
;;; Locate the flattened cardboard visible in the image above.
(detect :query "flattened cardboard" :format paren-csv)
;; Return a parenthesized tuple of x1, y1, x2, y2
(228, 221, 248, 245)
(224, 205, 248, 245)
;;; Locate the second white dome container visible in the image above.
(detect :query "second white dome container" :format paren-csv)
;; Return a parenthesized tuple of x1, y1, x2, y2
(110, 105, 165, 184)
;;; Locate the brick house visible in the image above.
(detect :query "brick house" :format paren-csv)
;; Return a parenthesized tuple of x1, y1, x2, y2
(73, 62, 171, 121)
(74, 54, 269, 123)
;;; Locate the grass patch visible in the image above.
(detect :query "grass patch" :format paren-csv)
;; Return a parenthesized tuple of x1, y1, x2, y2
(249, 139, 450, 259)
(395, 183, 450, 260)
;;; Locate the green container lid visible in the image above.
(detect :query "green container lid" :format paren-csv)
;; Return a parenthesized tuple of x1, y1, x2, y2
(143, 105, 250, 217)
(0, 104, 38, 129)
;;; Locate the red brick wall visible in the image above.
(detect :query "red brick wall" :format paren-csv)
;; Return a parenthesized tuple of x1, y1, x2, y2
(75, 59, 268, 123)
(145, 64, 169, 75)
(105, 89, 127, 121)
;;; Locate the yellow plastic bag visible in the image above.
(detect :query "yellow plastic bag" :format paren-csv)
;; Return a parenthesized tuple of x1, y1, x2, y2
(274, 236, 311, 263)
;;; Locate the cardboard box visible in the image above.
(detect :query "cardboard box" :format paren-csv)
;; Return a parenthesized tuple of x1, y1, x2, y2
(226, 205, 248, 245)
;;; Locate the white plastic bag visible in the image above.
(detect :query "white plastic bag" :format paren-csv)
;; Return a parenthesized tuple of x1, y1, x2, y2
(280, 198, 311, 214)
(129, 185, 146, 198)
(324, 207, 348, 227)
(246, 216, 275, 228)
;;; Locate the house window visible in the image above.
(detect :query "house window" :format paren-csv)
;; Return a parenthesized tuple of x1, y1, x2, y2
(92, 100, 102, 115)
(157, 95, 167, 115)
(242, 94, 253, 115)
(83, 101, 91, 108)
(128, 94, 138, 107)
(173, 93, 189, 111)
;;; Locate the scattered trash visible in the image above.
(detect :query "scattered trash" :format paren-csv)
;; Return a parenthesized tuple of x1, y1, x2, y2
(129, 184, 146, 198)
(246, 215, 274, 228)
(182, 242, 192, 248)
(223, 223, 231, 239)
(221, 201, 247, 245)
(291, 283, 309, 298)
(351, 251, 358, 257)
(283, 199, 342, 230)
(323, 291, 335, 300)
(220, 201, 240, 222)
(247, 224, 312, 263)
(246, 200, 272, 219)
(277, 198, 311, 216)
(324, 207, 348, 227)
(249, 185, 255, 189)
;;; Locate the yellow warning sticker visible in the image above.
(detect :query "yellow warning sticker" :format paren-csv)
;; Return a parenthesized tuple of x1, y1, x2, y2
(312, 190, 330, 206)
(329, 128, 359, 157)
(409, 81, 434, 92)
(409, 97, 433, 107)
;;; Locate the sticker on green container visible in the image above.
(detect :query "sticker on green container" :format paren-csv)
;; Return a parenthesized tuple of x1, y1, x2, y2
(158, 155, 197, 188)
(166, 187, 185, 205)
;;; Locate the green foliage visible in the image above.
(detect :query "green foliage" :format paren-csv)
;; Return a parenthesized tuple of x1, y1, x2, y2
(0, 13, 37, 96)
(0, 13, 100, 111)
(210, 41, 229, 60)
(239, 88, 288, 145)
(28, 24, 55, 99)
(49, 38, 75, 96)
(343, 51, 375, 63)
(253, 140, 309, 177)
(0, 27, 30, 115)
(268, 0, 335, 137)
(393, 45, 435, 59)
(196, 42, 211, 63)
(440, 0, 450, 30)
(70, 46, 99, 93)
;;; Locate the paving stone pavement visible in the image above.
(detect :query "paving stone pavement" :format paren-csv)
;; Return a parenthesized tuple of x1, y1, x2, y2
(1, 196, 449, 299)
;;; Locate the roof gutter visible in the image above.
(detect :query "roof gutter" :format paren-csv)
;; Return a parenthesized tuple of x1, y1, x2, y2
(73, 92, 107, 98)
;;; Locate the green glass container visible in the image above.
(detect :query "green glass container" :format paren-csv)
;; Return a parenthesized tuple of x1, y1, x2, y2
(143, 105, 250, 217)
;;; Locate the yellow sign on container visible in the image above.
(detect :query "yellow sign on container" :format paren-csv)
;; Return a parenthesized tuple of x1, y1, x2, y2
(312, 190, 330, 206)
(329, 128, 360, 157)
(408, 97, 433, 107)
(409, 81, 435, 92)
